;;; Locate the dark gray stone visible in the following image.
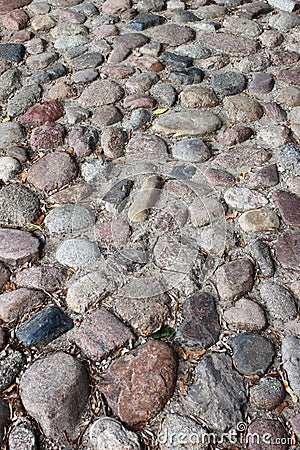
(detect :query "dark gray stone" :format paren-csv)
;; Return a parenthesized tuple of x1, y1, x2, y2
(161, 51, 193, 69)
(170, 165, 196, 180)
(102, 179, 134, 208)
(30, 64, 67, 83)
(0, 400, 9, 445)
(248, 239, 275, 277)
(128, 13, 165, 30)
(150, 83, 177, 107)
(0, 348, 24, 392)
(0, 68, 22, 102)
(0, 185, 41, 227)
(250, 377, 285, 410)
(16, 306, 74, 347)
(7, 84, 42, 117)
(167, 67, 204, 85)
(211, 71, 247, 96)
(259, 281, 298, 322)
(172, 138, 211, 163)
(282, 336, 300, 398)
(229, 332, 275, 376)
(0, 43, 25, 62)
(185, 353, 247, 432)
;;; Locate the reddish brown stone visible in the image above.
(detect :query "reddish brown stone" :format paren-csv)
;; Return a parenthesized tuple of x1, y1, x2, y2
(0, 288, 45, 323)
(216, 259, 254, 301)
(247, 419, 288, 450)
(113, 33, 149, 50)
(74, 308, 135, 360)
(15, 265, 68, 292)
(30, 122, 65, 150)
(101, 64, 135, 79)
(123, 94, 156, 109)
(2, 9, 29, 30)
(19, 101, 64, 128)
(99, 219, 131, 245)
(11, 29, 31, 41)
(262, 102, 287, 121)
(27, 152, 78, 192)
(273, 190, 300, 227)
(249, 164, 279, 188)
(214, 146, 272, 169)
(177, 293, 220, 349)
(0, 228, 40, 266)
(278, 67, 300, 86)
(270, 50, 299, 66)
(200, 32, 258, 56)
(94, 24, 119, 38)
(274, 231, 300, 272)
(204, 168, 236, 187)
(130, 55, 164, 72)
(98, 340, 178, 427)
(218, 125, 253, 146)
(126, 134, 168, 160)
(0, 0, 32, 14)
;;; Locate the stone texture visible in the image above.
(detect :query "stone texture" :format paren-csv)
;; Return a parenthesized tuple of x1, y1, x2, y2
(177, 293, 220, 348)
(247, 419, 288, 450)
(154, 110, 221, 137)
(158, 414, 207, 450)
(0, 288, 45, 323)
(215, 259, 254, 301)
(224, 187, 267, 211)
(56, 238, 101, 269)
(45, 204, 95, 234)
(0, 228, 40, 266)
(98, 340, 178, 427)
(273, 190, 300, 227)
(0, 263, 10, 290)
(248, 164, 279, 188)
(68, 126, 99, 158)
(250, 377, 285, 410)
(89, 418, 141, 450)
(0, 68, 22, 102)
(204, 167, 236, 186)
(211, 71, 247, 96)
(16, 265, 67, 292)
(229, 332, 275, 376)
(214, 146, 271, 169)
(16, 305, 74, 347)
(74, 308, 135, 360)
(0, 348, 24, 393)
(172, 138, 211, 163)
(147, 24, 194, 46)
(224, 94, 264, 122)
(101, 127, 128, 159)
(218, 125, 253, 146)
(0, 399, 9, 445)
(249, 72, 274, 94)
(282, 336, 300, 398)
(0, 122, 25, 149)
(79, 79, 124, 108)
(259, 281, 297, 322)
(19, 100, 64, 128)
(0, 156, 21, 182)
(0, 43, 25, 62)
(185, 353, 246, 432)
(30, 122, 65, 150)
(278, 67, 300, 86)
(126, 134, 168, 160)
(223, 298, 267, 331)
(200, 32, 258, 56)
(7, 84, 42, 117)
(248, 239, 275, 277)
(20, 352, 90, 439)
(0, 184, 41, 227)
(239, 209, 280, 232)
(275, 231, 300, 272)
(27, 152, 78, 192)
(0, 0, 32, 13)
(8, 423, 37, 450)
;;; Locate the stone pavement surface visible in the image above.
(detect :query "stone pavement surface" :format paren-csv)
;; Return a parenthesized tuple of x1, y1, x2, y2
(0, 0, 299, 448)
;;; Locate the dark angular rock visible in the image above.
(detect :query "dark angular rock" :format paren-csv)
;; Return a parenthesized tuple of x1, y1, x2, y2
(161, 51, 193, 69)
(249, 164, 279, 188)
(167, 67, 204, 85)
(128, 13, 165, 30)
(0, 43, 25, 62)
(248, 239, 275, 277)
(30, 63, 67, 83)
(211, 71, 247, 96)
(16, 306, 74, 347)
(218, 125, 253, 145)
(108, 248, 149, 273)
(177, 293, 220, 348)
(170, 165, 196, 180)
(273, 190, 300, 227)
(70, 52, 103, 69)
(229, 332, 275, 376)
(98, 340, 178, 427)
(102, 179, 134, 208)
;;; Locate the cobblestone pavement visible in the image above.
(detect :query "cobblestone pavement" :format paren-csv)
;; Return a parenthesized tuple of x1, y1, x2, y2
(0, 0, 300, 449)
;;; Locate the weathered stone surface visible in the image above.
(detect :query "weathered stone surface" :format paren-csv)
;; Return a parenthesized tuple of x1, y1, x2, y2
(200, 32, 258, 56)
(3, 9, 29, 30)
(0, 122, 25, 149)
(250, 377, 285, 410)
(211, 71, 247, 96)
(239, 209, 280, 232)
(102, 179, 133, 209)
(189, 196, 224, 227)
(89, 418, 141, 450)
(248, 164, 279, 188)
(112, 284, 170, 334)
(0, 0, 32, 13)
(56, 238, 101, 269)
(0, 43, 25, 62)
(172, 138, 211, 163)
(154, 110, 221, 137)
(223, 298, 267, 331)
(185, 353, 246, 433)
(98, 340, 178, 427)
(0, 263, 10, 290)
(126, 134, 168, 160)
(229, 332, 275, 376)
(247, 419, 288, 450)
(8, 422, 38, 450)
(0, 184, 41, 227)
(147, 24, 194, 46)
(7, 84, 42, 117)
(248, 239, 274, 277)
(259, 281, 297, 322)
(0, 156, 21, 182)
(0, 348, 24, 393)
(66, 271, 116, 313)
(177, 293, 220, 348)
(16, 306, 74, 347)
(249, 72, 275, 94)
(214, 146, 271, 169)
(128, 174, 162, 222)
(79, 79, 124, 107)
(278, 67, 300, 86)
(19, 100, 64, 128)
(0, 288, 45, 323)
(204, 167, 236, 186)
(158, 414, 207, 450)
(0, 399, 9, 445)
(282, 335, 300, 398)
(224, 94, 264, 122)
(180, 85, 219, 108)
(16, 265, 67, 292)
(27, 152, 78, 192)
(0, 68, 21, 102)
(275, 230, 300, 272)
(45, 204, 95, 234)
(224, 187, 267, 211)
(123, 94, 156, 109)
(0, 228, 40, 266)
(101, 127, 127, 159)
(20, 352, 90, 439)
(113, 33, 149, 49)
(68, 126, 99, 158)
(218, 125, 253, 145)
(102, 0, 131, 13)
(273, 190, 300, 227)
(74, 308, 135, 360)
(30, 122, 65, 150)
(215, 259, 254, 301)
